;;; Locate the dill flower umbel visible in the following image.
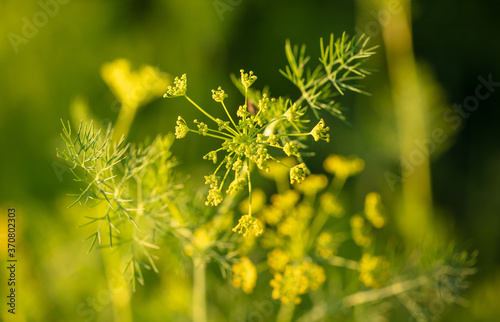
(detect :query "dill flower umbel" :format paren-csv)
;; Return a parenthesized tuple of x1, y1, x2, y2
(164, 70, 331, 236)
(232, 214, 264, 237)
(290, 163, 310, 184)
(175, 116, 189, 139)
(293, 174, 328, 196)
(323, 154, 364, 178)
(270, 265, 308, 304)
(260, 190, 300, 226)
(359, 254, 390, 288)
(319, 192, 344, 217)
(364, 192, 386, 228)
(267, 248, 291, 273)
(270, 262, 326, 304)
(316, 231, 339, 259)
(164, 73, 187, 97)
(232, 257, 257, 294)
(350, 214, 372, 247)
(310, 118, 330, 142)
(101, 58, 169, 109)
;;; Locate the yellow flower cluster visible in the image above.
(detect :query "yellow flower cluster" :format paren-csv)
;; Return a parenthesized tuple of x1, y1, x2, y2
(232, 257, 257, 294)
(278, 216, 300, 236)
(260, 190, 300, 226)
(323, 154, 364, 179)
(319, 192, 344, 218)
(240, 69, 257, 89)
(293, 174, 328, 196)
(350, 192, 387, 247)
(233, 214, 264, 237)
(267, 248, 291, 273)
(101, 58, 169, 110)
(364, 192, 385, 228)
(350, 214, 372, 247)
(175, 116, 189, 139)
(315, 232, 339, 259)
(310, 118, 330, 142)
(164, 73, 187, 97)
(289, 163, 310, 184)
(184, 227, 212, 257)
(359, 254, 390, 288)
(270, 262, 326, 304)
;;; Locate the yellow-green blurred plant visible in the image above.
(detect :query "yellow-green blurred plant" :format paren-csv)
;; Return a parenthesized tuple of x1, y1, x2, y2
(101, 58, 169, 141)
(228, 154, 477, 322)
(56, 34, 477, 322)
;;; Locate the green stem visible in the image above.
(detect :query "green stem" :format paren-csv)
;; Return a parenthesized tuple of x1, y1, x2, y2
(221, 101, 240, 134)
(189, 130, 229, 141)
(328, 256, 360, 270)
(276, 302, 295, 322)
(102, 251, 133, 322)
(207, 128, 233, 138)
(247, 158, 252, 217)
(342, 276, 429, 308)
(280, 133, 311, 138)
(296, 276, 429, 322)
(243, 88, 249, 136)
(219, 154, 236, 190)
(113, 103, 138, 143)
(379, 0, 433, 243)
(185, 95, 218, 123)
(192, 256, 207, 322)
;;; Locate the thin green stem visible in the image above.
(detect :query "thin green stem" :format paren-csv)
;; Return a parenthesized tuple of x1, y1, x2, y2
(213, 156, 228, 175)
(102, 251, 133, 322)
(189, 130, 229, 141)
(113, 103, 138, 143)
(258, 116, 286, 134)
(221, 101, 240, 134)
(328, 256, 360, 271)
(219, 154, 237, 190)
(276, 302, 295, 322)
(185, 95, 217, 123)
(280, 133, 311, 138)
(206, 128, 233, 138)
(247, 158, 252, 217)
(192, 256, 207, 322)
(268, 156, 292, 169)
(342, 276, 429, 308)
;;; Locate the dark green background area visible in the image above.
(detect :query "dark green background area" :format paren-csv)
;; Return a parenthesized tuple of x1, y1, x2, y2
(0, 0, 499, 321)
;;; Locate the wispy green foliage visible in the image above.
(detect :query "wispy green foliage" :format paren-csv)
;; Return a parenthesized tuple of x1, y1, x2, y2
(281, 33, 377, 119)
(57, 120, 133, 248)
(57, 120, 183, 289)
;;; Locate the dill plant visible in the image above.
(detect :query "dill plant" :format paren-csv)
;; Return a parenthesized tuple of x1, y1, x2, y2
(164, 33, 375, 238)
(56, 34, 477, 322)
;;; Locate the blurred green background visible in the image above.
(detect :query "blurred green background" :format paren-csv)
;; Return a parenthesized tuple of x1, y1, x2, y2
(1, 0, 499, 321)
